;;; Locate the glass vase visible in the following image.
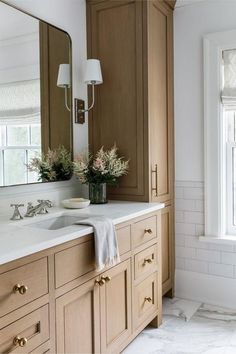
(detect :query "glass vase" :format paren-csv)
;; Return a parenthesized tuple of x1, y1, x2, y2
(89, 183, 107, 204)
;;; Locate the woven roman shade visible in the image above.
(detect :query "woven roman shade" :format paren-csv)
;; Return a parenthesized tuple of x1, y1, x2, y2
(222, 49, 236, 108)
(0, 79, 40, 124)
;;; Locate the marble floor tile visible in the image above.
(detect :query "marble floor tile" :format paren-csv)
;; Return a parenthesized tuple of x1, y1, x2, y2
(123, 299, 236, 354)
(196, 303, 236, 322)
(163, 297, 202, 321)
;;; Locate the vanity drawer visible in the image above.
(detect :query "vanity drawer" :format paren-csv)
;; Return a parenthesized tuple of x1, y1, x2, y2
(133, 272, 158, 329)
(0, 258, 48, 318)
(0, 304, 49, 354)
(134, 245, 157, 280)
(55, 227, 131, 289)
(132, 215, 157, 248)
(55, 239, 95, 288)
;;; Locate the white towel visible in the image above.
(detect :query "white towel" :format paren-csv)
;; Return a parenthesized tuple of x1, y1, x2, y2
(76, 217, 120, 272)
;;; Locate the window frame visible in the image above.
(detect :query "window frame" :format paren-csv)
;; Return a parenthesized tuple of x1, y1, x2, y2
(226, 133, 236, 234)
(224, 109, 236, 235)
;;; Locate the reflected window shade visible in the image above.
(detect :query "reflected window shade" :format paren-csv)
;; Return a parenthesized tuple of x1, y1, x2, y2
(222, 49, 236, 108)
(0, 79, 40, 124)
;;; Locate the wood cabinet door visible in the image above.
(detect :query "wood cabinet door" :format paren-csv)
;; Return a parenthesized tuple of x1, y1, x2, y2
(161, 205, 174, 295)
(100, 259, 132, 353)
(148, 0, 174, 203)
(56, 278, 100, 354)
(87, 0, 149, 201)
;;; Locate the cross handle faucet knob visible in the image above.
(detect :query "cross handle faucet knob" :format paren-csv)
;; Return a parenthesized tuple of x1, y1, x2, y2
(10, 204, 24, 221)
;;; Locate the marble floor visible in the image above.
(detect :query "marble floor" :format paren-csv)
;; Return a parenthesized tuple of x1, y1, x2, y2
(123, 298, 236, 354)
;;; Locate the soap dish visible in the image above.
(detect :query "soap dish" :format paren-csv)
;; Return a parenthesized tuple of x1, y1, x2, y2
(62, 198, 90, 209)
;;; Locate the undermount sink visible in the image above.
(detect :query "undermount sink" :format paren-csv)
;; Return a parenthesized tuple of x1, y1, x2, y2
(28, 215, 88, 231)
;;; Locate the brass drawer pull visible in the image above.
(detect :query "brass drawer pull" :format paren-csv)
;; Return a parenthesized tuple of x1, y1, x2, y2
(13, 284, 28, 295)
(95, 279, 105, 286)
(144, 296, 152, 303)
(144, 228, 153, 234)
(13, 336, 28, 347)
(151, 164, 158, 197)
(144, 258, 153, 265)
(101, 276, 111, 282)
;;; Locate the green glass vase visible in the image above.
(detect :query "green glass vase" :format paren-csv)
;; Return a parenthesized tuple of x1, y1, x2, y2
(89, 183, 107, 204)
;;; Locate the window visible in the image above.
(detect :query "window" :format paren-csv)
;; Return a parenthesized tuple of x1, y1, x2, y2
(225, 111, 236, 234)
(204, 30, 236, 239)
(0, 123, 41, 186)
(222, 49, 236, 235)
(0, 79, 41, 186)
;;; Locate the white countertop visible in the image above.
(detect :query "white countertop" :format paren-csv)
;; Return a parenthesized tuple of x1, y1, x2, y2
(0, 201, 164, 266)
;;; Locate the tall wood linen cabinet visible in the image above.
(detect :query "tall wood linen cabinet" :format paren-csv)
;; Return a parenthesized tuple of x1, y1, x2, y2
(86, 0, 175, 296)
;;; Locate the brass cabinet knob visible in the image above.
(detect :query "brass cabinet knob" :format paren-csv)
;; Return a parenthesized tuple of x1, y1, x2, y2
(144, 258, 153, 265)
(13, 284, 28, 295)
(95, 279, 105, 286)
(13, 336, 28, 347)
(144, 228, 153, 234)
(101, 276, 111, 283)
(144, 296, 152, 303)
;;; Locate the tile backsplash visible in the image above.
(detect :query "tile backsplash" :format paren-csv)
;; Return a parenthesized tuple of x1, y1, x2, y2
(175, 181, 236, 279)
(0, 178, 82, 220)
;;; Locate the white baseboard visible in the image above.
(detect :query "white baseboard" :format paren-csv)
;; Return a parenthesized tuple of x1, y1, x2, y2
(175, 269, 236, 310)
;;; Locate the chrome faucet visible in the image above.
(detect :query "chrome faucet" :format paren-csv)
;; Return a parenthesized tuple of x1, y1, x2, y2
(10, 204, 24, 220)
(25, 200, 53, 217)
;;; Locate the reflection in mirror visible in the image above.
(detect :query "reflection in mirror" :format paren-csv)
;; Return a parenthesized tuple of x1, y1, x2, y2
(0, 1, 72, 187)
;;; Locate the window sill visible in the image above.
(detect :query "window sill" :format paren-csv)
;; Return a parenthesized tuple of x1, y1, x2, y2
(199, 235, 236, 245)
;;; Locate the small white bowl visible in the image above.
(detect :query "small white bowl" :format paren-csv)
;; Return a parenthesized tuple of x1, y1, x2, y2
(62, 198, 90, 209)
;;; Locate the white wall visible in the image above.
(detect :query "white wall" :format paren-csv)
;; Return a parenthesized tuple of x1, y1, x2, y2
(0, 0, 87, 208)
(175, 0, 236, 181)
(174, 0, 236, 308)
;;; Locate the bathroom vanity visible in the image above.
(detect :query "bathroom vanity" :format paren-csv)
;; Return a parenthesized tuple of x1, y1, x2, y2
(0, 201, 164, 354)
(0, 1, 170, 353)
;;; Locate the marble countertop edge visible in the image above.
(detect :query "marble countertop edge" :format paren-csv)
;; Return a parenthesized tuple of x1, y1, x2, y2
(0, 201, 165, 266)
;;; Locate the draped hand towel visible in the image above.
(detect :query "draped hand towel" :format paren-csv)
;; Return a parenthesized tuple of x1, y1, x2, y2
(76, 217, 120, 271)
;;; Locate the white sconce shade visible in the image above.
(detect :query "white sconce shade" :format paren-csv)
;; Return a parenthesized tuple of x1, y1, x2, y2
(84, 59, 103, 85)
(57, 64, 71, 111)
(57, 64, 71, 88)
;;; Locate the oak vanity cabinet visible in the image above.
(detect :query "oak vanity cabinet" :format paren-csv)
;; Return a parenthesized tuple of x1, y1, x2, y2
(0, 210, 161, 354)
(54, 211, 161, 354)
(56, 277, 101, 354)
(56, 260, 131, 354)
(86, 0, 175, 296)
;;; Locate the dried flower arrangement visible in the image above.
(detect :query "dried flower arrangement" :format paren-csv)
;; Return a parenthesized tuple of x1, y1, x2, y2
(27, 145, 73, 182)
(73, 145, 129, 185)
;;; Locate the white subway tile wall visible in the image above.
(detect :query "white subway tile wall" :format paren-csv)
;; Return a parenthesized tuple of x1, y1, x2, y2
(175, 181, 236, 279)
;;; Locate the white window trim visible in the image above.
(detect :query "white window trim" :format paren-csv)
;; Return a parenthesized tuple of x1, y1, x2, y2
(204, 29, 236, 239)
(226, 141, 236, 235)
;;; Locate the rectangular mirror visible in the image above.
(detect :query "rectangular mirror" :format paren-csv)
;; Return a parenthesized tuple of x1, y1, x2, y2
(0, 1, 73, 187)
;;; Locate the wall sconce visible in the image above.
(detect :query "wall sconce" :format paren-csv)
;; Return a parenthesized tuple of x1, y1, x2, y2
(57, 64, 71, 112)
(75, 59, 103, 124)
